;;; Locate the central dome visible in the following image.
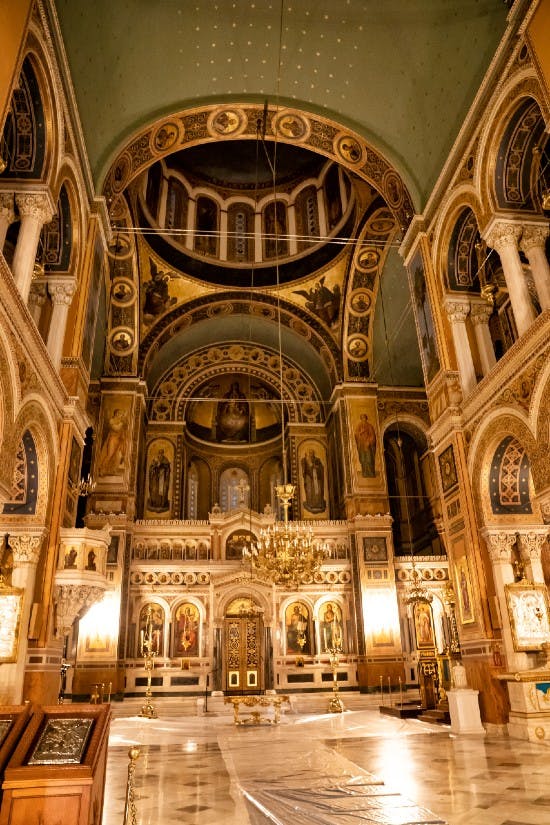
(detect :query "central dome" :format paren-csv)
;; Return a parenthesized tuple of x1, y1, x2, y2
(134, 140, 355, 287)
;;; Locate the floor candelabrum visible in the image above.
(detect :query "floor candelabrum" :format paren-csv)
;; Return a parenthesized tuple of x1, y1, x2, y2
(138, 605, 158, 719)
(327, 647, 345, 713)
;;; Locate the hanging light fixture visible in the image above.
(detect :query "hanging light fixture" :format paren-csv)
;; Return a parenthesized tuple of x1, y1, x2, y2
(404, 559, 433, 605)
(245, 483, 326, 587)
(242, 40, 327, 586)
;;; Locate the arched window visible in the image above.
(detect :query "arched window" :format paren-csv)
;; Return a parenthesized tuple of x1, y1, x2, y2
(220, 467, 249, 512)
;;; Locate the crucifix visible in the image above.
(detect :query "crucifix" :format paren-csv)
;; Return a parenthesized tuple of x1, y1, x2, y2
(234, 477, 250, 505)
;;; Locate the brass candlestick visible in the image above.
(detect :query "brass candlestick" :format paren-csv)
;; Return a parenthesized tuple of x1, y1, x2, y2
(138, 606, 158, 719)
(327, 648, 345, 713)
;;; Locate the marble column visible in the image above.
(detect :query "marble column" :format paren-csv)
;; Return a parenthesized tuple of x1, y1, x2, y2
(46, 278, 77, 368)
(485, 222, 535, 336)
(0, 192, 15, 251)
(470, 298, 496, 376)
(520, 225, 550, 311)
(0, 530, 45, 704)
(444, 298, 476, 395)
(12, 192, 54, 304)
(28, 282, 47, 327)
(483, 530, 532, 672)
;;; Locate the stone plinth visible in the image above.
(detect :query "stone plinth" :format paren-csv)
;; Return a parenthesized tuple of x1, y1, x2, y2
(498, 669, 550, 745)
(447, 689, 485, 735)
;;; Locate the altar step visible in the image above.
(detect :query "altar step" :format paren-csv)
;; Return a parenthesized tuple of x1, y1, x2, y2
(417, 706, 451, 726)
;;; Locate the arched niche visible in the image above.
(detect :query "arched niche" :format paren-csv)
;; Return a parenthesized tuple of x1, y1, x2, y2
(494, 97, 547, 212)
(489, 436, 533, 516)
(382, 424, 440, 557)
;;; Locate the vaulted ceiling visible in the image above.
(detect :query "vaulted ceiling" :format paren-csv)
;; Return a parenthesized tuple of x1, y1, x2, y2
(54, 0, 508, 207)
(51, 0, 509, 398)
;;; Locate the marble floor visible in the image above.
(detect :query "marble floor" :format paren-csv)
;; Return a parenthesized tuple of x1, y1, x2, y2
(102, 695, 550, 825)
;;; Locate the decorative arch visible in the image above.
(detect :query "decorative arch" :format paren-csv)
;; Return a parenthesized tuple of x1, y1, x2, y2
(102, 103, 415, 231)
(446, 207, 482, 293)
(219, 585, 272, 625)
(489, 435, 532, 516)
(476, 73, 548, 215)
(469, 411, 539, 525)
(430, 186, 486, 292)
(493, 97, 547, 212)
(148, 341, 324, 426)
(0, 397, 58, 525)
(0, 54, 47, 181)
(342, 202, 399, 380)
(139, 292, 341, 386)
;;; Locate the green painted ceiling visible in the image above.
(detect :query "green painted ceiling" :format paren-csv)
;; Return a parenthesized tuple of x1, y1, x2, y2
(54, 0, 508, 206)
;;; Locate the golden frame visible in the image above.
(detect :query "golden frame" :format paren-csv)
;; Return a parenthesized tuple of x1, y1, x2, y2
(505, 582, 550, 652)
(0, 587, 23, 663)
(455, 556, 475, 625)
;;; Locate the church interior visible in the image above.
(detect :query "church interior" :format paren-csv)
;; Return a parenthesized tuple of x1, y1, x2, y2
(1, 0, 550, 823)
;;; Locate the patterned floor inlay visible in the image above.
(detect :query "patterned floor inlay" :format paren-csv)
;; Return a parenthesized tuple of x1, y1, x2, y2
(100, 700, 550, 824)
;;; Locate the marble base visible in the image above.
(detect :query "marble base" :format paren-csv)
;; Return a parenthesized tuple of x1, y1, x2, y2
(501, 673, 550, 746)
(447, 688, 485, 735)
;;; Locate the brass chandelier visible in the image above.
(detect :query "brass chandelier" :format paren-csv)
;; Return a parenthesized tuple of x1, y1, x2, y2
(245, 484, 326, 587)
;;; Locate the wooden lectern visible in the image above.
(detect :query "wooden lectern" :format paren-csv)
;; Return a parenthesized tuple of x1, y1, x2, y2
(0, 704, 110, 825)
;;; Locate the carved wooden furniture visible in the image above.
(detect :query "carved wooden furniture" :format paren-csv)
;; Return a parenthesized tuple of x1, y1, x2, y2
(224, 694, 290, 725)
(0, 704, 110, 825)
(0, 705, 33, 810)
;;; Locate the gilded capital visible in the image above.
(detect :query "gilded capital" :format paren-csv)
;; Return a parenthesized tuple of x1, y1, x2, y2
(520, 225, 549, 254)
(485, 222, 521, 253)
(444, 298, 470, 325)
(0, 192, 16, 223)
(29, 282, 48, 308)
(470, 301, 493, 325)
(483, 531, 516, 564)
(9, 530, 46, 567)
(517, 531, 549, 562)
(15, 192, 54, 224)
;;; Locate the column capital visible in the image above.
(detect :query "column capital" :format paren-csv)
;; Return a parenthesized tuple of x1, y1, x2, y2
(48, 278, 77, 305)
(29, 281, 47, 308)
(8, 529, 47, 567)
(0, 192, 15, 223)
(520, 224, 549, 253)
(482, 530, 517, 564)
(469, 299, 493, 325)
(15, 191, 54, 224)
(444, 297, 470, 324)
(484, 221, 522, 252)
(517, 530, 549, 561)
(53, 583, 105, 638)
